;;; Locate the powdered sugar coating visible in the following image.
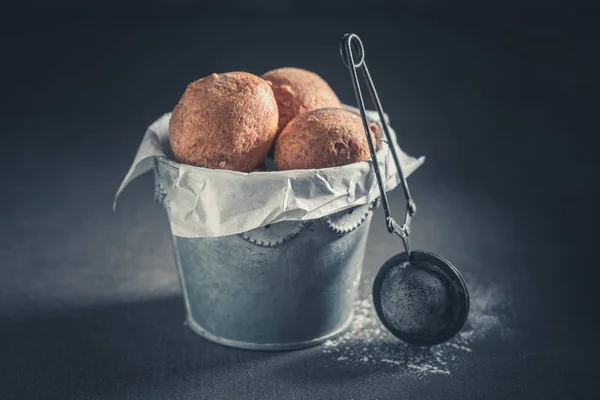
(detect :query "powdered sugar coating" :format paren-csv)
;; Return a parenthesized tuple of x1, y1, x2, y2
(322, 278, 511, 378)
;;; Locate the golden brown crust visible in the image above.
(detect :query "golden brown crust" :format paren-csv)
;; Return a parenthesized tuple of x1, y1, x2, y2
(261, 67, 342, 134)
(169, 71, 279, 173)
(369, 122, 382, 151)
(274, 108, 378, 171)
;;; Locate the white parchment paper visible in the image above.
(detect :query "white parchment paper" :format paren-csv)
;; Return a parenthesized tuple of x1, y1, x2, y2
(115, 105, 425, 238)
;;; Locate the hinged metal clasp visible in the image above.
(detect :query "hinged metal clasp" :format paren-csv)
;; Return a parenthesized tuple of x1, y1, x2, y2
(387, 217, 408, 238)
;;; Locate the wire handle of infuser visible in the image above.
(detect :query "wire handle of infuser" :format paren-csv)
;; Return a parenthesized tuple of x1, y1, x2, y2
(340, 33, 416, 257)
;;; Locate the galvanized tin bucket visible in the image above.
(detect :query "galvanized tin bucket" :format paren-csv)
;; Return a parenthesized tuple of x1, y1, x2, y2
(153, 156, 378, 351)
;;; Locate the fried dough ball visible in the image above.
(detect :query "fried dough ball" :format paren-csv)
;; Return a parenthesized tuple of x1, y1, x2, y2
(169, 71, 279, 172)
(262, 67, 342, 135)
(274, 108, 379, 170)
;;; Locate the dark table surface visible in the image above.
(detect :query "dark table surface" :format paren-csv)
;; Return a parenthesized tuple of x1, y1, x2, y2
(1, 8, 599, 400)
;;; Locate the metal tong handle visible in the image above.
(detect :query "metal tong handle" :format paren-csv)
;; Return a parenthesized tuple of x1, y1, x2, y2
(340, 33, 416, 257)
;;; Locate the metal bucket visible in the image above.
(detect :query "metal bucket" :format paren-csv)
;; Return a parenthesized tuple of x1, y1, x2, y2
(153, 156, 377, 351)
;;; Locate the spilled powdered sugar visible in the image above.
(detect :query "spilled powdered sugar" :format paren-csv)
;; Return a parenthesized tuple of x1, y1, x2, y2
(322, 278, 511, 377)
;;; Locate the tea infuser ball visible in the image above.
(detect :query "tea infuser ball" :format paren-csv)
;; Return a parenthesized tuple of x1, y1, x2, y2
(340, 33, 470, 346)
(372, 251, 469, 346)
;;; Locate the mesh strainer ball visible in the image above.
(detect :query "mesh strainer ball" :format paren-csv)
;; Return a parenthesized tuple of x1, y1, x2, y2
(340, 32, 470, 346)
(373, 251, 469, 346)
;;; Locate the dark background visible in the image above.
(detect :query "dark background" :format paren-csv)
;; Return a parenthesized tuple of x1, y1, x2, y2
(1, 2, 599, 399)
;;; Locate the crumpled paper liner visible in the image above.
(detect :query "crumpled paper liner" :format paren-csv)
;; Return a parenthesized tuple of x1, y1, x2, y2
(115, 105, 425, 238)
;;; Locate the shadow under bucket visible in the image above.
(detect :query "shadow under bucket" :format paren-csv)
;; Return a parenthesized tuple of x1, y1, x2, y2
(154, 156, 377, 351)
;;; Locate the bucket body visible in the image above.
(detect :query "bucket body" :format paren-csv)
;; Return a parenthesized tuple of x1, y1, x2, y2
(154, 157, 376, 351)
